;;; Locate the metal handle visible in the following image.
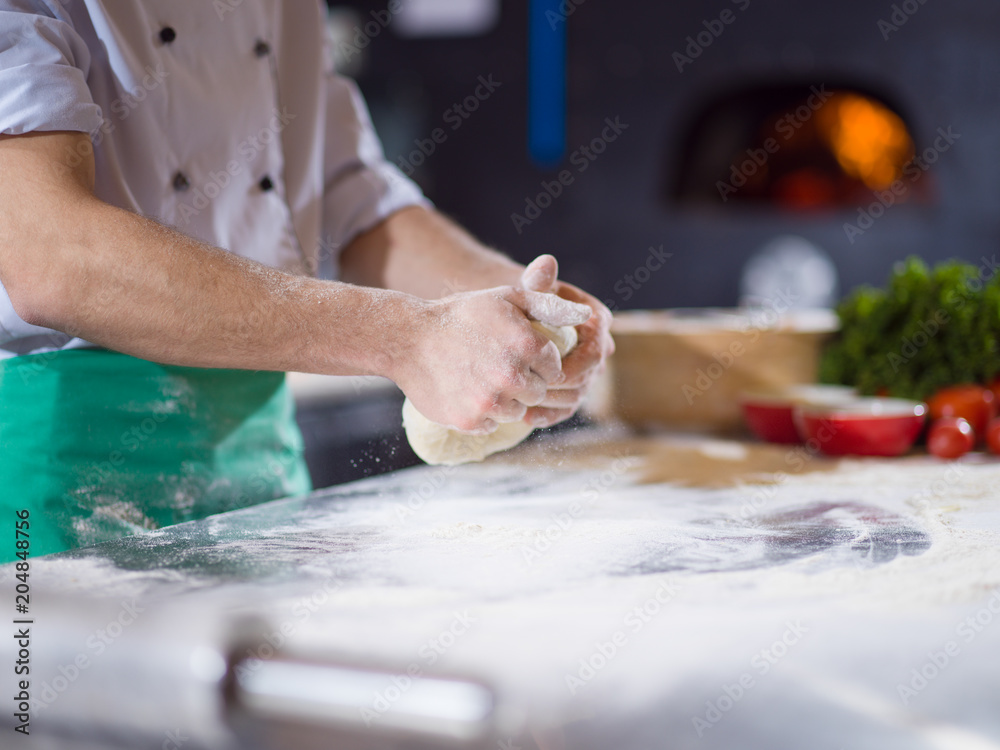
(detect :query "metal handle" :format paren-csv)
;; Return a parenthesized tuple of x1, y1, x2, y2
(228, 655, 496, 748)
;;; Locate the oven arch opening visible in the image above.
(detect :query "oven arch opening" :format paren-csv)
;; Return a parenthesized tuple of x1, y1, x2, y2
(670, 82, 930, 212)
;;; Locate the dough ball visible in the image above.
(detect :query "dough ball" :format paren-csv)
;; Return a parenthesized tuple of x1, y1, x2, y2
(402, 321, 577, 466)
(530, 320, 577, 359)
(403, 399, 534, 466)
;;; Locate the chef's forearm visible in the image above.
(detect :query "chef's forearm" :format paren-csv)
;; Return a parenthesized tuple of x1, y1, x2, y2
(9, 200, 418, 375)
(339, 205, 524, 299)
(0, 134, 417, 376)
(78, 219, 420, 373)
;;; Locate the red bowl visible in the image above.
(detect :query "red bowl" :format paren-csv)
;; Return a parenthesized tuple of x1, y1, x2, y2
(794, 398, 927, 456)
(741, 385, 856, 444)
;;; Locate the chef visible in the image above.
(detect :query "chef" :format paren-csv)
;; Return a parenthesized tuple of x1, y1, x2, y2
(0, 0, 613, 561)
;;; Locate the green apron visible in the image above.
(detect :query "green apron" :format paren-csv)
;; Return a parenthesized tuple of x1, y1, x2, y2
(0, 349, 311, 563)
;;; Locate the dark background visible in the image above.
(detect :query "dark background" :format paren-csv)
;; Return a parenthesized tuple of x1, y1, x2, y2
(333, 0, 1000, 308)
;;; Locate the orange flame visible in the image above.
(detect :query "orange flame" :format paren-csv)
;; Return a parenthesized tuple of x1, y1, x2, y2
(816, 93, 914, 190)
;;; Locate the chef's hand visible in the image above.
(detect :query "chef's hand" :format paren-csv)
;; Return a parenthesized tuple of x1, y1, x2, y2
(397, 282, 593, 434)
(519, 254, 616, 428)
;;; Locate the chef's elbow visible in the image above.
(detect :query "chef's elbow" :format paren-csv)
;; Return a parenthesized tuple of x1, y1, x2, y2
(2, 261, 76, 332)
(0, 131, 98, 333)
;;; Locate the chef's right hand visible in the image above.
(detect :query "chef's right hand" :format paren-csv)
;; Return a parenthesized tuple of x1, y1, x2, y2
(395, 286, 592, 434)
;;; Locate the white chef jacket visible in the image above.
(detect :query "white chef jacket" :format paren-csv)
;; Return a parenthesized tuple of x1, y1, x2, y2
(0, 0, 426, 358)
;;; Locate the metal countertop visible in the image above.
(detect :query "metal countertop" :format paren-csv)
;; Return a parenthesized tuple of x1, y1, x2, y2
(4, 429, 1000, 750)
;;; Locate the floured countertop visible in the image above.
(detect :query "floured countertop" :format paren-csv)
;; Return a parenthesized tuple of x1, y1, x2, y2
(5, 426, 1000, 750)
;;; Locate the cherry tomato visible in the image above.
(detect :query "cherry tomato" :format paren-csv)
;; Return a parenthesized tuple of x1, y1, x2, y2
(989, 376, 1000, 407)
(986, 417, 1000, 456)
(927, 385, 996, 440)
(927, 417, 975, 459)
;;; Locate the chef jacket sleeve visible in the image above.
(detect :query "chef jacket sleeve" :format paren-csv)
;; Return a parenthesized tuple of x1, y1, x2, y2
(321, 69, 431, 263)
(0, 0, 103, 136)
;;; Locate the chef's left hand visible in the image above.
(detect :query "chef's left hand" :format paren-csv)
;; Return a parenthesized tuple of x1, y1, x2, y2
(519, 255, 615, 428)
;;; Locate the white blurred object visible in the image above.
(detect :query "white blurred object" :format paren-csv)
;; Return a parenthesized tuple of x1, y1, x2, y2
(740, 235, 839, 310)
(395, 0, 500, 37)
(327, 8, 364, 76)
